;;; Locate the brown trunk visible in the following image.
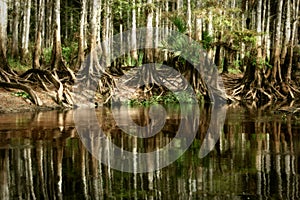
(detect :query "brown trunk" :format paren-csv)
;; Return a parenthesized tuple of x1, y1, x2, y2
(51, 0, 64, 70)
(11, 0, 20, 58)
(32, 0, 44, 69)
(271, 0, 283, 83)
(21, 0, 31, 63)
(77, 0, 86, 69)
(0, 0, 9, 71)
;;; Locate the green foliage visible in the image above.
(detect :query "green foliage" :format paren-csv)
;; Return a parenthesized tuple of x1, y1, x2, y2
(62, 42, 78, 63)
(43, 43, 78, 64)
(144, 3, 156, 14)
(137, 52, 144, 67)
(202, 31, 213, 49)
(124, 52, 144, 67)
(170, 16, 187, 34)
(128, 92, 197, 106)
(7, 57, 30, 72)
(162, 33, 203, 66)
(228, 68, 242, 74)
(43, 48, 52, 64)
(12, 91, 31, 100)
(257, 59, 272, 69)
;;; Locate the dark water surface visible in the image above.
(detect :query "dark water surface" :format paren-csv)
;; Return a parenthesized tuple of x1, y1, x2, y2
(0, 104, 299, 199)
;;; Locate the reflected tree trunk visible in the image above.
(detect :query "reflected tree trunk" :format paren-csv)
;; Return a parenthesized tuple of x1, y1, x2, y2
(0, 150, 9, 200)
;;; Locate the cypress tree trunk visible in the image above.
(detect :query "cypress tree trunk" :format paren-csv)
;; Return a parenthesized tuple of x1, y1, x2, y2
(33, 0, 44, 69)
(51, 0, 64, 70)
(0, 0, 9, 71)
(286, 0, 299, 82)
(77, 0, 87, 68)
(144, 0, 154, 63)
(131, 0, 138, 64)
(21, 0, 31, 63)
(11, 0, 20, 58)
(270, 0, 283, 83)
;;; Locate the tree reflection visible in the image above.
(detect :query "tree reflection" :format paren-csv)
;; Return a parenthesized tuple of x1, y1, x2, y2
(0, 107, 299, 199)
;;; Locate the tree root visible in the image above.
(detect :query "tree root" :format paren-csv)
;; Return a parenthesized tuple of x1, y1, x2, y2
(0, 81, 43, 106)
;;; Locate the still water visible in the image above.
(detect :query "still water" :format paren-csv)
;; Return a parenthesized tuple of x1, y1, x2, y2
(0, 104, 299, 199)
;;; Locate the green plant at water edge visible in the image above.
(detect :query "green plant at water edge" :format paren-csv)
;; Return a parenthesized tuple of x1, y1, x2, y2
(12, 91, 31, 100)
(128, 91, 198, 106)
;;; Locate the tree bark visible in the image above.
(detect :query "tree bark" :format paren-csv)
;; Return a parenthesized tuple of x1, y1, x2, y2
(256, 0, 263, 62)
(281, 0, 291, 66)
(21, 0, 31, 63)
(0, 0, 9, 71)
(77, 0, 87, 68)
(32, 0, 44, 69)
(286, 0, 299, 82)
(271, 0, 283, 82)
(45, 0, 53, 48)
(11, 0, 20, 58)
(144, 0, 154, 63)
(131, 0, 138, 64)
(186, 0, 192, 40)
(51, 0, 64, 70)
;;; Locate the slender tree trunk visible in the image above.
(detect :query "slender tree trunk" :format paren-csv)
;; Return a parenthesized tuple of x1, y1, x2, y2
(144, 0, 154, 63)
(11, 0, 20, 58)
(0, 0, 9, 71)
(256, 0, 263, 62)
(51, 0, 64, 70)
(33, 0, 45, 69)
(97, 0, 102, 43)
(131, 0, 138, 64)
(186, 0, 192, 40)
(177, 0, 183, 10)
(286, 0, 300, 82)
(154, 0, 160, 60)
(77, 0, 87, 68)
(255, 0, 263, 89)
(90, 0, 98, 52)
(281, 0, 291, 65)
(21, 0, 31, 63)
(45, 0, 53, 48)
(271, 0, 283, 82)
(194, 1, 202, 42)
(207, 10, 214, 59)
(64, 0, 68, 43)
(101, 0, 110, 67)
(163, 0, 169, 61)
(264, 0, 271, 60)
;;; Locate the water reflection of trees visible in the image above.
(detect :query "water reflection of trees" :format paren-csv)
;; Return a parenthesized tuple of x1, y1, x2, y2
(0, 107, 299, 199)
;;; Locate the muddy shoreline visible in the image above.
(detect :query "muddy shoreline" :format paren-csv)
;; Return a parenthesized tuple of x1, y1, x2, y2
(0, 88, 64, 114)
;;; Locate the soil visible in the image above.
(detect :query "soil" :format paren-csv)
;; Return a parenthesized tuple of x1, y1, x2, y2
(0, 87, 63, 114)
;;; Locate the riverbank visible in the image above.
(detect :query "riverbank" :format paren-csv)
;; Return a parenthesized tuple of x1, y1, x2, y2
(0, 88, 63, 113)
